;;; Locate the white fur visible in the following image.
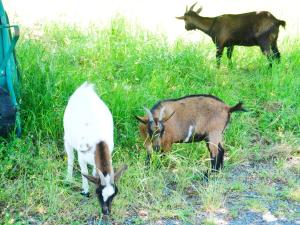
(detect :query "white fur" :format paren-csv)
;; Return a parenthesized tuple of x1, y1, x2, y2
(63, 82, 114, 193)
(102, 175, 115, 201)
(184, 125, 194, 142)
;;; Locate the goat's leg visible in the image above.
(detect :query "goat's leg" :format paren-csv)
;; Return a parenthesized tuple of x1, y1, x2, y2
(206, 133, 223, 172)
(208, 144, 224, 171)
(271, 42, 281, 63)
(259, 42, 272, 68)
(227, 46, 234, 66)
(208, 143, 218, 172)
(145, 143, 153, 167)
(217, 143, 225, 169)
(216, 45, 224, 68)
(64, 140, 74, 181)
(78, 157, 90, 197)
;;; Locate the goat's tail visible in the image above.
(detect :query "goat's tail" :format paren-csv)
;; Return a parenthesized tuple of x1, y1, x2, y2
(229, 102, 247, 113)
(277, 20, 286, 28)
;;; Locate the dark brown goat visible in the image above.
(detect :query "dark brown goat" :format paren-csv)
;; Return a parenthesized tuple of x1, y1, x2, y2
(135, 94, 246, 171)
(176, 3, 286, 67)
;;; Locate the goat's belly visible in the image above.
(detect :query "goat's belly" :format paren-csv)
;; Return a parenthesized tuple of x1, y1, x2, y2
(176, 133, 207, 143)
(228, 39, 258, 46)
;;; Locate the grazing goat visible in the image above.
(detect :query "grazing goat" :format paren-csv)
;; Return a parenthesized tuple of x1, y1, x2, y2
(176, 3, 286, 67)
(135, 94, 246, 171)
(63, 82, 127, 217)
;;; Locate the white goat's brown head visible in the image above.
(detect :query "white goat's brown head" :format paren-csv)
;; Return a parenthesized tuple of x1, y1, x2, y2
(135, 107, 175, 151)
(83, 164, 127, 217)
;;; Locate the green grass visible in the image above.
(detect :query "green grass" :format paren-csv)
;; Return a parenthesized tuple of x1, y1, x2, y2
(1, 17, 300, 224)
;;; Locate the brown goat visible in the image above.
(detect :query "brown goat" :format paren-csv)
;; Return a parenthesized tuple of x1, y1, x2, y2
(135, 94, 246, 171)
(176, 3, 286, 67)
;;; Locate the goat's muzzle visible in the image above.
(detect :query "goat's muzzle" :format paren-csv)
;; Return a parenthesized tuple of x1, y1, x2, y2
(154, 145, 160, 152)
(102, 206, 110, 216)
(185, 24, 196, 30)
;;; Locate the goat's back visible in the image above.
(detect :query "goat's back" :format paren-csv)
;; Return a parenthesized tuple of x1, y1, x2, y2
(216, 11, 284, 40)
(63, 82, 114, 152)
(153, 95, 230, 135)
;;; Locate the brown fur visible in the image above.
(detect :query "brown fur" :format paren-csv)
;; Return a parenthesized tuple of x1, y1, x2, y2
(95, 141, 112, 175)
(137, 95, 245, 170)
(177, 5, 286, 67)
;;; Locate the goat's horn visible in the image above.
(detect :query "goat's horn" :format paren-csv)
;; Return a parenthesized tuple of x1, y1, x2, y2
(143, 107, 154, 122)
(97, 168, 106, 186)
(159, 107, 165, 121)
(190, 2, 197, 11)
(176, 16, 185, 20)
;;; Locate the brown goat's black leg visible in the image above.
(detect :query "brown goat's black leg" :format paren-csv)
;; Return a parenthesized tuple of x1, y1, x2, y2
(227, 46, 234, 68)
(209, 148, 224, 171)
(271, 43, 281, 63)
(206, 142, 224, 172)
(145, 144, 153, 168)
(210, 152, 218, 172)
(206, 133, 224, 172)
(217, 143, 225, 169)
(145, 153, 151, 167)
(259, 42, 272, 68)
(206, 142, 221, 172)
(216, 46, 224, 68)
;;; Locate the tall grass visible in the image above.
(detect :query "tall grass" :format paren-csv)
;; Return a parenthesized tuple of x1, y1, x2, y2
(0, 17, 299, 224)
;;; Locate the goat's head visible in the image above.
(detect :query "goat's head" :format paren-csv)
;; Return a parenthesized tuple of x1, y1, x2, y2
(136, 107, 175, 152)
(83, 165, 127, 218)
(176, 2, 203, 30)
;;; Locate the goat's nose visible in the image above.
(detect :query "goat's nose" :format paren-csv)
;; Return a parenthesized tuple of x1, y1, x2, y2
(154, 145, 160, 152)
(102, 206, 109, 215)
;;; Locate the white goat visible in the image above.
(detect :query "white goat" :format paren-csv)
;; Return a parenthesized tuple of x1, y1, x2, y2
(64, 82, 127, 217)
(63, 82, 114, 196)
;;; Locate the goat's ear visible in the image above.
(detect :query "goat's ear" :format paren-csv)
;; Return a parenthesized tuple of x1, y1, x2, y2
(176, 16, 185, 20)
(162, 111, 175, 123)
(196, 6, 203, 14)
(114, 164, 128, 183)
(82, 174, 100, 185)
(135, 115, 148, 124)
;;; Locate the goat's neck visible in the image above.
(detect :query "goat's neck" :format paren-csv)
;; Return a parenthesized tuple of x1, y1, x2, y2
(192, 16, 216, 37)
(95, 141, 112, 175)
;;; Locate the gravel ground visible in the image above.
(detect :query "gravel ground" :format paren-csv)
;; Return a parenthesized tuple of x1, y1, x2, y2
(109, 160, 300, 225)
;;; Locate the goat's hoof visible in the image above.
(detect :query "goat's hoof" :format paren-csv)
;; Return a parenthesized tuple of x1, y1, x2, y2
(144, 159, 151, 169)
(203, 171, 209, 182)
(81, 191, 90, 197)
(63, 178, 74, 187)
(65, 176, 73, 182)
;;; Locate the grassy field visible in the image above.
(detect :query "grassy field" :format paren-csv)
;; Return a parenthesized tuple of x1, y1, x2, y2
(1, 18, 300, 224)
